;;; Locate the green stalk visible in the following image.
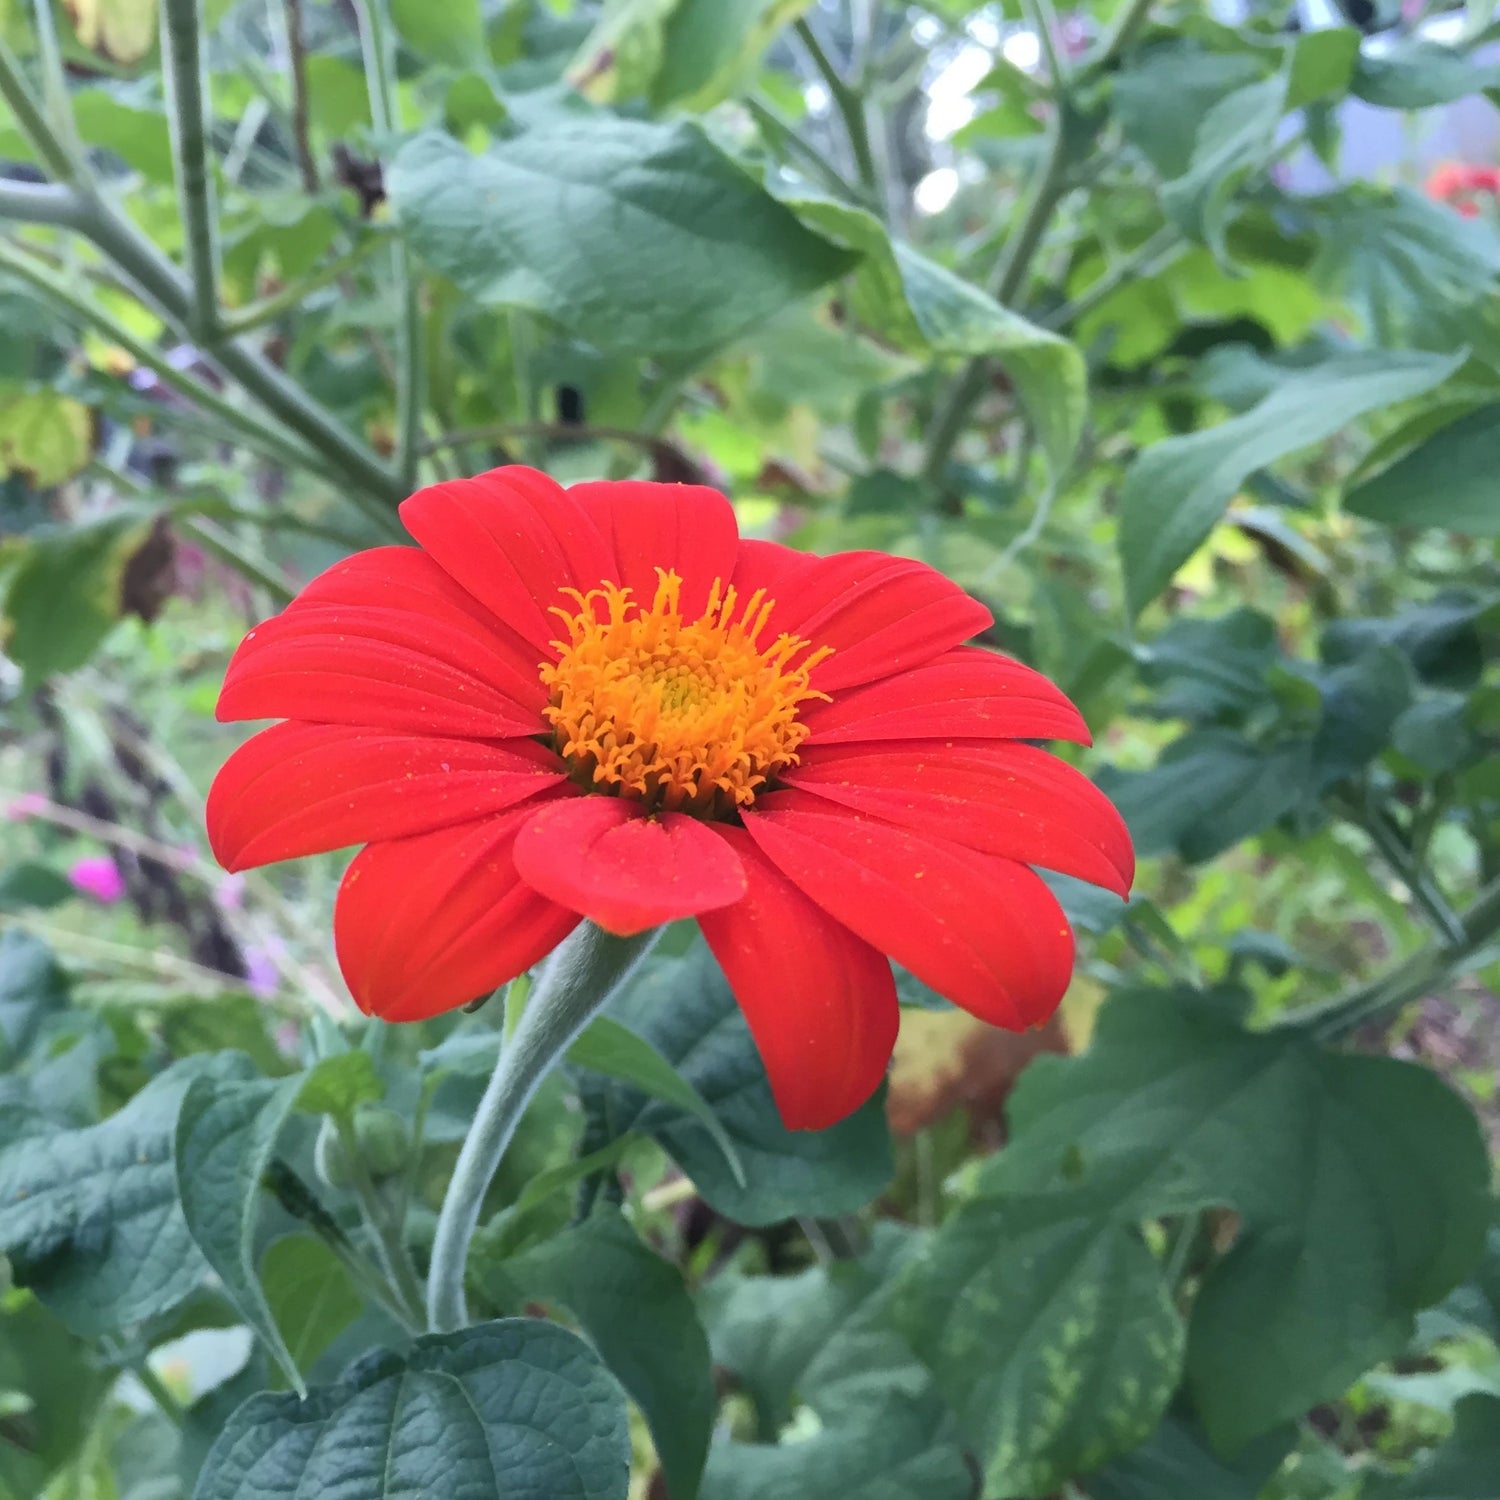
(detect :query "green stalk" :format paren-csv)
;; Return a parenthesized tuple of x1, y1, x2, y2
(921, 112, 1071, 485)
(29, 0, 80, 157)
(0, 36, 79, 180)
(161, 0, 221, 339)
(426, 925, 658, 1332)
(1284, 876, 1500, 1042)
(177, 515, 296, 605)
(793, 18, 880, 203)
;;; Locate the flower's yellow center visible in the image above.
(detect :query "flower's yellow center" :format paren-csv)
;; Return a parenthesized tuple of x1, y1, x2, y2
(540, 570, 831, 819)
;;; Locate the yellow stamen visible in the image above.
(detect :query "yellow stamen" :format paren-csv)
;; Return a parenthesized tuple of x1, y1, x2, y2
(540, 570, 831, 819)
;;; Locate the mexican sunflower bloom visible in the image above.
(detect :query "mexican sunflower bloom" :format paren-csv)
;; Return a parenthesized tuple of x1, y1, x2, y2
(207, 468, 1133, 1129)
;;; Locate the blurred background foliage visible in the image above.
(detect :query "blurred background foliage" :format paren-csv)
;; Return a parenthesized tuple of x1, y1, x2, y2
(1, 0, 1500, 1497)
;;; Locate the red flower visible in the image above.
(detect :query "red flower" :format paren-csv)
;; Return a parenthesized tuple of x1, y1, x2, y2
(1425, 161, 1500, 217)
(208, 469, 1132, 1129)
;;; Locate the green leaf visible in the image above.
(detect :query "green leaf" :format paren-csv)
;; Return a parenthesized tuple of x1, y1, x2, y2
(1286, 28, 1360, 108)
(293, 1051, 383, 1120)
(1346, 405, 1500, 536)
(191, 1319, 630, 1500)
(567, 1015, 745, 1187)
(389, 0, 481, 65)
(0, 1061, 241, 1335)
(1363, 1394, 1500, 1499)
(1353, 40, 1500, 108)
(1161, 75, 1286, 261)
(784, 194, 1086, 476)
(72, 91, 174, 182)
(566, 0, 682, 104)
(0, 861, 73, 913)
(1087, 1416, 1295, 1500)
(581, 944, 893, 1225)
(0, 928, 69, 1062)
(389, 123, 854, 357)
(259, 1236, 364, 1389)
(480, 1210, 714, 1500)
(1113, 45, 1266, 181)
(0, 390, 94, 486)
(175, 1075, 308, 1394)
(1096, 731, 1312, 861)
(705, 1228, 973, 1500)
(991, 989, 1492, 1450)
(653, 0, 812, 110)
(2, 514, 153, 685)
(1119, 349, 1462, 617)
(892, 1188, 1183, 1498)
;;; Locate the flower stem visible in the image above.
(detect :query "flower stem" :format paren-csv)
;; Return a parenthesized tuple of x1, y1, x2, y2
(426, 924, 658, 1332)
(793, 18, 879, 204)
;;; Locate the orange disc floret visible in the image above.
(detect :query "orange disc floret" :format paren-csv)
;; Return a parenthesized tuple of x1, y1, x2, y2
(540, 569, 830, 819)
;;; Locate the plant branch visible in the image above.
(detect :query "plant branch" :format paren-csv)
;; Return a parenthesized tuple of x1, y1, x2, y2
(0, 37, 80, 180)
(1082, 0, 1155, 77)
(745, 96, 864, 201)
(0, 236, 333, 477)
(793, 17, 879, 202)
(29, 0, 80, 157)
(921, 111, 1071, 485)
(177, 515, 297, 605)
(282, 0, 320, 192)
(427, 925, 657, 1332)
(1346, 794, 1467, 946)
(335, 1116, 427, 1325)
(161, 0, 222, 339)
(0, 177, 85, 227)
(1042, 224, 1183, 330)
(1283, 876, 1500, 1042)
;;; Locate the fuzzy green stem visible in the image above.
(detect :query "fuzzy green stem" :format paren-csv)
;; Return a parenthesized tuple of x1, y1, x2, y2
(335, 1116, 427, 1325)
(0, 37, 79, 180)
(793, 18, 879, 202)
(921, 111, 1071, 486)
(1285, 876, 1500, 1042)
(1083, 0, 1155, 77)
(426, 925, 658, 1332)
(161, 0, 221, 339)
(177, 516, 296, 605)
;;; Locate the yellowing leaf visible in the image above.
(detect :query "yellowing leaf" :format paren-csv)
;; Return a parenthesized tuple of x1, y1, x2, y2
(0, 390, 95, 487)
(64, 0, 158, 65)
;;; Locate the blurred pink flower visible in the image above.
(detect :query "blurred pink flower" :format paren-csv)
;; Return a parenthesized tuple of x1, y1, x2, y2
(5, 792, 47, 821)
(243, 945, 280, 999)
(69, 854, 127, 904)
(215, 872, 247, 911)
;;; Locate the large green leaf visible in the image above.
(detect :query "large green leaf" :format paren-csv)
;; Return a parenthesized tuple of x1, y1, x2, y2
(0, 1060, 245, 1335)
(892, 1188, 1183, 1498)
(1086, 1416, 1294, 1500)
(1119, 349, 1462, 616)
(785, 193, 1086, 476)
(480, 1210, 715, 1500)
(191, 1320, 631, 1500)
(174, 1075, 308, 1394)
(704, 1228, 973, 1500)
(388, 122, 854, 357)
(1345, 405, 1500, 536)
(580, 944, 893, 1225)
(990, 989, 1492, 1450)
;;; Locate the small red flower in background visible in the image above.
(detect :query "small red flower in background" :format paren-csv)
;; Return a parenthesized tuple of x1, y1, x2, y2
(1425, 161, 1500, 218)
(207, 469, 1132, 1129)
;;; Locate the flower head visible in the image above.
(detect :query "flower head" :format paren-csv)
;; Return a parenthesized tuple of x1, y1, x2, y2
(1425, 161, 1500, 217)
(69, 854, 126, 904)
(207, 469, 1132, 1129)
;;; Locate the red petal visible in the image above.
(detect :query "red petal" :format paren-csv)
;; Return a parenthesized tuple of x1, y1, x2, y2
(512, 797, 747, 936)
(802, 646, 1091, 746)
(729, 538, 818, 601)
(786, 741, 1134, 896)
(217, 549, 547, 737)
(752, 551, 993, 693)
(334, 806, 579, 1021)
(570, 480, 740, 621)
(207, 723, 567, 872)
(699, 827, 897, 1131)
(742, 790, 1075, 1029)
(400, 467, 616, 651)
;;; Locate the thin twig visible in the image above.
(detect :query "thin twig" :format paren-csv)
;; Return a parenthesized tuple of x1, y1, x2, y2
(282, 0, 320, 192)
(793, 17, 880, 202)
